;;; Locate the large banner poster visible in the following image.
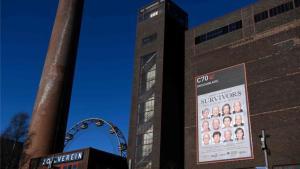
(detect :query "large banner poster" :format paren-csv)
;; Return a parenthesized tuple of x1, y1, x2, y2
(196, 64, 253, 164)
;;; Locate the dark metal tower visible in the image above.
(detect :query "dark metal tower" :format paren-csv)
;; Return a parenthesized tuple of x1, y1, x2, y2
(128, 1, 188, 168)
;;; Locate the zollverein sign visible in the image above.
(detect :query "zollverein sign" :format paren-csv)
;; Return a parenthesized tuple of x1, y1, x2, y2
(41, 151, 83, 166)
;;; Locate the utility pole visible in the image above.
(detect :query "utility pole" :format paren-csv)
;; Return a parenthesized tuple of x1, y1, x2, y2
(260, 129, 270, 169)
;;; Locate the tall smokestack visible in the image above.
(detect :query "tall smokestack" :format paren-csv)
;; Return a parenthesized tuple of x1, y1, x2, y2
(19, 0, 84, 168)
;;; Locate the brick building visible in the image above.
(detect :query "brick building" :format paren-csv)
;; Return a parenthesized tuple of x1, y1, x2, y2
(128, 0, 300, 169)
(127, 0, 187, 168)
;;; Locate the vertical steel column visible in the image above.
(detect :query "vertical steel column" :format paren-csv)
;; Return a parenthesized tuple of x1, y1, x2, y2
(19, 0, 84, 168)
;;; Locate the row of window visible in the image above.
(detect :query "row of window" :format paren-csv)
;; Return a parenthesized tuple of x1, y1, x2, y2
(255, 0, 297, 23)
(195, 20, 242, 44)
(137, 73, 155, 158)
(270, 1, 294, 17)
(195, 0, 300, 45)
(254, 10, 268, 23)
(135, 52, 157, 168)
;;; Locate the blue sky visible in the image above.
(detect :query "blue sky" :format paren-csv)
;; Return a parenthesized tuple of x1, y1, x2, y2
(1, 0, 257, 155)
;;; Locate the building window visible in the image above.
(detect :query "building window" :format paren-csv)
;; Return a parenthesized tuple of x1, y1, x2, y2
(135, 125, 153, 164)
(195, 34, 206, 44)
(146, 64, 156, 91)
(228, 20, 242, 32)
(141, 145, 152, 159)
(143, 126, 153, 145)
(141, 52, 156, 66)
(142, 33, 157, 45)
(269, 2, 294, 17)
(142, 144, 152, 157)
(207, 25, 228, 40)
(145, 162, 152, 169)
(143, 132, 153, 145)
(138, 94, 155, 124)
(254, 10, 268, 23)
(135, 132, 153, 163)
(295, 0, 300, 7)
(140, 52, 157, 94)
(195, 20, 242, 45)
(144, 95, 155, 122)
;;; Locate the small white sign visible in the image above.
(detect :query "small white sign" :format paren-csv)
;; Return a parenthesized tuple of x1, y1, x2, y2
(150, 11, 158, 18)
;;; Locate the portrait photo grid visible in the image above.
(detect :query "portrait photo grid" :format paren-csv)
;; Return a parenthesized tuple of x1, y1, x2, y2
(199, 93, 247, 146)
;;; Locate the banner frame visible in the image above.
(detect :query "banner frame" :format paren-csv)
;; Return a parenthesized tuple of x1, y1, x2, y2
(194, 63, 254, 165)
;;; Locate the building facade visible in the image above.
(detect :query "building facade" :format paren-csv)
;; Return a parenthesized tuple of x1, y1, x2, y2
(185, 0, 300, 168)
(127, 0, 187, 169)
(129, 0, 300, 169)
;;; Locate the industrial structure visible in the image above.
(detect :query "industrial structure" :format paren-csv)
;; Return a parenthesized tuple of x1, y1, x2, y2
(128, 0, 300, 169)
(17, 0, 300, 168)
(19, 0, 87, 168)
(128, 0, 187, 168)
